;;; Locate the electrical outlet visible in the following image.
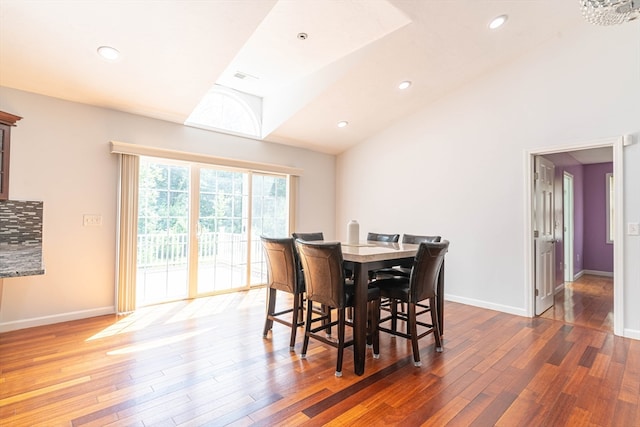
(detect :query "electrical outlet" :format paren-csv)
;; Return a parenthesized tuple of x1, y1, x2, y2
(83, 214, 102, 227)
(628, 222, 640, 236)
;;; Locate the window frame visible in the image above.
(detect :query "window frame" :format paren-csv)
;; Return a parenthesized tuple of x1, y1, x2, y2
(606, 172, 614, 244)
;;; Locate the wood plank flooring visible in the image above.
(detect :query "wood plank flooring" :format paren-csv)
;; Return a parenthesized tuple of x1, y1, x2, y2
(1, 278, 638, 426)
(540, 274, 614, 332)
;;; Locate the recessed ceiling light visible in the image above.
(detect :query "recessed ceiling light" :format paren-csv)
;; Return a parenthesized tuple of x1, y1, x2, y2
(398, 80, 412, 90)
(97, 46, 120, 61)
(297, 32, 308, 40)
(337, 121, 348, 128)
(489, 15, 508, 30)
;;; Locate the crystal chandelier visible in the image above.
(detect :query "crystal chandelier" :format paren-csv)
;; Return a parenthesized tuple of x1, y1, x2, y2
(580, 0, 640, 25)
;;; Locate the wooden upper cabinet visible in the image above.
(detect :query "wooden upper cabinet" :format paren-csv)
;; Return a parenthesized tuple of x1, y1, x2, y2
(0, 111, 22, 201)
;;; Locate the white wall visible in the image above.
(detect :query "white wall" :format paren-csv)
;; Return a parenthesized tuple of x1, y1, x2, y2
(0, 87, 335, 331)
(337, 21, 640, 336)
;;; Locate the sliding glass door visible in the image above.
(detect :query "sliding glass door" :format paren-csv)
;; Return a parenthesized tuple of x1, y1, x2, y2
(137, 160, 190, 305)
(136, 157, 289, 306)
(250, 173, 289, 285)
(196, 168, 249, 294)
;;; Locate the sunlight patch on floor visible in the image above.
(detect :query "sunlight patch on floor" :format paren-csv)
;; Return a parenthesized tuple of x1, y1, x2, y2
(87, 289, 267, 341)
(107, 328, 212, 355)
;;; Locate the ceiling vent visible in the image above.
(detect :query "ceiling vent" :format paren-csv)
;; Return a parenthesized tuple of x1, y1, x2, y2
(233, 71, 258, 81)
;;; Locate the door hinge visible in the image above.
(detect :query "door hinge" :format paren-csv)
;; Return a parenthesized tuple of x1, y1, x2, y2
(535, 288, 539, 296)
(534, 230, 539, 238)
(534, 172, 539, 180)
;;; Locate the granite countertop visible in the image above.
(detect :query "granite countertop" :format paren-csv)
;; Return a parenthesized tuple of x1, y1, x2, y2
(0, 244, 45, 278)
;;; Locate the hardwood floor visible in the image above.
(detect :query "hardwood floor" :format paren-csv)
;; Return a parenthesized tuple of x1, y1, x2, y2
(540, 274, 614, 332)
(1, 283, 638, 426)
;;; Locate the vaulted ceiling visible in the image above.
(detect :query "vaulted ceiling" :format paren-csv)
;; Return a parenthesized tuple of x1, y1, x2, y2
(0, 1, 587, 154)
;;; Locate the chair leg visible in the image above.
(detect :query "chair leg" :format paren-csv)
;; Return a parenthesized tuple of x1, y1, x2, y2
(335, 308, 346, 377)
(301, 299, 314, 359)
(408, 303, 421, 367)
(324, 304, 332, 337)
(370, 299, 380, 359)
(431, 296, 443, 352)
(390, 299, 398, 332)
(289, 292, 302, 351)
(263, 287, 276, 338)
(366, 303, 373, 347)
(297, 293, 305, 323)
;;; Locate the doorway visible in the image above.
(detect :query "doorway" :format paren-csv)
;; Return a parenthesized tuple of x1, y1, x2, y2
(526, 137, 624, 336)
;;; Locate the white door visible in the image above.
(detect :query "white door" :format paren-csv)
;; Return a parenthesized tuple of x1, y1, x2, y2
(535, 156, 556, 315)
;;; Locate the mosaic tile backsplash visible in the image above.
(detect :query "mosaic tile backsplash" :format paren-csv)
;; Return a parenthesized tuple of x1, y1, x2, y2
(0, 200, 43, 245)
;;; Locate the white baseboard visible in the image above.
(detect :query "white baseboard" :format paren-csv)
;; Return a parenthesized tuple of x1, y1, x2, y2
(0, 306, 115, 333)
(581, 269, 614, 278)
(623, 328, 640, 340)
(444, 294, 528, 317)
(444, 295, 638, 341)
(573, 270, 584, 280)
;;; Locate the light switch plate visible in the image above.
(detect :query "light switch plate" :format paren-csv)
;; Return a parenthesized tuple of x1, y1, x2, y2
(628, 223, 640, 236)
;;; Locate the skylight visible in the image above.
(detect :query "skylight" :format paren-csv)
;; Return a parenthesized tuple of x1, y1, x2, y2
(185, 85, 262, 138)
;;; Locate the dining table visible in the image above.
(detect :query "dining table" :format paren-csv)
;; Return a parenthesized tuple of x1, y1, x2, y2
(342, 240, 445, 376)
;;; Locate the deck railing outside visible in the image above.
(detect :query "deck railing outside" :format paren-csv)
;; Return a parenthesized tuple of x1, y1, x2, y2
(136, 231, 267, 305)
(137, 231, 250, 268)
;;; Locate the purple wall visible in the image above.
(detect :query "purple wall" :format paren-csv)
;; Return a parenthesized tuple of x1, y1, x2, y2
(566, 164, 585, 276)
(583, 162, 614, 272)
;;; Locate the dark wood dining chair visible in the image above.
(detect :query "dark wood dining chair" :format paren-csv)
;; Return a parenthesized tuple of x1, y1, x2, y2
(292, 232, 352, 312)
(295, 240, 380, 377)
(291, 232, 329, 329)
(371, 240, 449, 367)
(374, 234, 442, 279)
(343, 232, 401, 321)
(373, 234, 443, 330)
(261, 236, 305, 351)
(366, 232, 400, 278)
